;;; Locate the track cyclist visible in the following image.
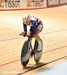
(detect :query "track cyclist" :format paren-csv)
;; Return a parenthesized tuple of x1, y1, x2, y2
(20, 14, 43, 41)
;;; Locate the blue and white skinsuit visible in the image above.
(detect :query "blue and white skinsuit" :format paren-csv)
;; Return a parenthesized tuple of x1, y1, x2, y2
(23, 16, 43, 36)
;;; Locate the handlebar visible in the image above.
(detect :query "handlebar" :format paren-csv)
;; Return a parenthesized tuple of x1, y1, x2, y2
(19, 33, 28, 37)
(19, 33, 34, 38)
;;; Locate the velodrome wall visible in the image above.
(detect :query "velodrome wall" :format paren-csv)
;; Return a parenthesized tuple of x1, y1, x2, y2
(0, 0, 67, 10)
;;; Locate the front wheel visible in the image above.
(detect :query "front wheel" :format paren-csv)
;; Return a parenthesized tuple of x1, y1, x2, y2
(34, 39, 43, 64)
(21, 40, 32, 67)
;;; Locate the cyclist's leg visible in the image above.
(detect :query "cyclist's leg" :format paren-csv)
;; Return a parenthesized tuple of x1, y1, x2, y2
(30, 22, 43, 40)
(35, 24, 43, 41)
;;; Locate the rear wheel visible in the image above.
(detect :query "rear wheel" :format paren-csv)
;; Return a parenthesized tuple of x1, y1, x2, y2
(34, 39, 43, 64)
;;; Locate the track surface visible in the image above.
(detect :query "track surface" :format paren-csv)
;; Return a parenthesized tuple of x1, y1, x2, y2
(0, 5, 67, 75)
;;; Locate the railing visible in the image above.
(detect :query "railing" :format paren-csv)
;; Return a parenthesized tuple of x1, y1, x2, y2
(0, 0, 67, 10)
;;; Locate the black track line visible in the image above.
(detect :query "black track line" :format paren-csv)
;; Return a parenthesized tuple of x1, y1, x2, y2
(17, 56, 67, 75)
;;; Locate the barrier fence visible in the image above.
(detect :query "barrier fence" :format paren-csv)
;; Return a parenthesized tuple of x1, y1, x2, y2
(0, 0, 67, 9)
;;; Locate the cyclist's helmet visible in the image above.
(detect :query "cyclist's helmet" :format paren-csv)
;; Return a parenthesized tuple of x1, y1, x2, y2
(23, 14, 31, 25)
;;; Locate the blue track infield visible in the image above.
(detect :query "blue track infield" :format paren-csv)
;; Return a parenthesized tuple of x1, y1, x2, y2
(35, 61, 67, 75)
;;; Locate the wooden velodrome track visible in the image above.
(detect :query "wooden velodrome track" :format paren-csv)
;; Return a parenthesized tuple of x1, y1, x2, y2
(0, 5, 67, 75)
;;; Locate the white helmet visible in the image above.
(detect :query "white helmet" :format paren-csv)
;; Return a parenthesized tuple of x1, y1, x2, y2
(23, 14, 31, 25)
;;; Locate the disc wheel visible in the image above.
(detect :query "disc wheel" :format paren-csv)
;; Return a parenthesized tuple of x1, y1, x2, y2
(34, 39, 43, 64)
(21, 40, 32, 67)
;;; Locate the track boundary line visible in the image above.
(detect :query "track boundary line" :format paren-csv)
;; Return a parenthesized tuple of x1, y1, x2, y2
(0, 45, 67, 67)
(17, 56, 67, 75)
